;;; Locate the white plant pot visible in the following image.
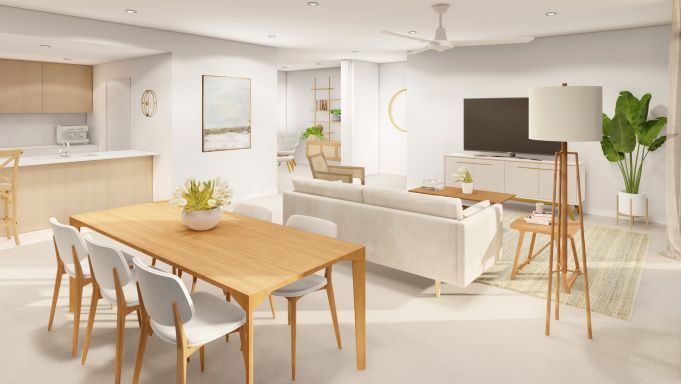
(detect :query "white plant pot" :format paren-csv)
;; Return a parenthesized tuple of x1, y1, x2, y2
(617, 191, 647, 217)
(181, 207, 223, 231)
(461, 182, 474, 194)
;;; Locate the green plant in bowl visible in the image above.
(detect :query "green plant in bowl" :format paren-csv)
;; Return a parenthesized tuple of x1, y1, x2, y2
(302, 126, 325, 140)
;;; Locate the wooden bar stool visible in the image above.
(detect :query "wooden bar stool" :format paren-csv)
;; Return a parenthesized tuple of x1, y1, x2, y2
(0, 149, 22, 245)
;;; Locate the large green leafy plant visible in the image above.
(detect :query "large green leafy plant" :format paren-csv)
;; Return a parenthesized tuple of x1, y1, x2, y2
(601, 91, 667, 194)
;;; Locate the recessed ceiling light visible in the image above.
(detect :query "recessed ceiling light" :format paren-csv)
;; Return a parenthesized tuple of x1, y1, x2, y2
(408, 31, 418, 35)
(352, 50, 359, 53)
(268, 34, 277, 39)
(63, 58, 72, 61)
(545, 11, 557, 16)
(281, 66, 288, 69)
(307, 1, 319, 6)
(125, 9, 138, 14)
(316, 62, 322, 65)
(40, 44, 51, 48)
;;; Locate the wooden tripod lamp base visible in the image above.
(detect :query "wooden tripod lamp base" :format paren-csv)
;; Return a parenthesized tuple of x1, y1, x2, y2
(545, 142, 592, 339)
(529, 84, 602, 339)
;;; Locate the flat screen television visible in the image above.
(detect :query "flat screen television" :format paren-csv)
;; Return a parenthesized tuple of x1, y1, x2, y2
(463, 97, 560, 155)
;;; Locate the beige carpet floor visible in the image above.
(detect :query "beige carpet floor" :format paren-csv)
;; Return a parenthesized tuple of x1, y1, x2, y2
(477, 214, 651, 320)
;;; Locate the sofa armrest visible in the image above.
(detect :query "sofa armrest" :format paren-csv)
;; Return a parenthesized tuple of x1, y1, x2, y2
(456, 204, 503, 286)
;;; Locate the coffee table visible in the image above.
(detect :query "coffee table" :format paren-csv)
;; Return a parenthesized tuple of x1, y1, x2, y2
(409, 186, 515, 205)
(509, 216, 582, 292)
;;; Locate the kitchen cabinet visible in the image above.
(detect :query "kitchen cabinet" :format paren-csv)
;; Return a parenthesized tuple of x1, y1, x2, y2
(0, 59, 43, 113)
(0, 59, 92, 113)
(42, 62, 92, 113)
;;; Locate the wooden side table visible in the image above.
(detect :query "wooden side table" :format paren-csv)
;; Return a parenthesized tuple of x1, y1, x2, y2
(509, 216, 582, 293)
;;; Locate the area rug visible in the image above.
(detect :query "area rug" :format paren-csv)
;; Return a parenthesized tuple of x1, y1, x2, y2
(475, 213, 651, 320)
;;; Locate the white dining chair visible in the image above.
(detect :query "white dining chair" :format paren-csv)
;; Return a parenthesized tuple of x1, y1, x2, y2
(47, 217, 93, 357)
(81, 235, 141, 384)
(272, 214, 342, 381)
(131, 257, 247, 384)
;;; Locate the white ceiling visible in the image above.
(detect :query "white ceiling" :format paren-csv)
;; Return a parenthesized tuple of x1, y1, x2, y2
(0, 0, 672, 69)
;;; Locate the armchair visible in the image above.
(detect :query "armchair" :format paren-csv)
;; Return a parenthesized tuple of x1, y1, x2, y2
(308, 153, 365, 185)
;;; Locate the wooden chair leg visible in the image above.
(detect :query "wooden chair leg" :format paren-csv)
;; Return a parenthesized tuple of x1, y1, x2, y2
(176, 346, 187, 384)
(151, 258, 157, 267)
(434, 280, 441, 297)
(289, 297, 298, 381)
(199, 346, 205, 373)
(325, 283, 342, 350)
(225, 291, 231, 342)
(2, 198, 9, 239)
(268, 294, 276, 319)
(11, 195, 18, 246)
(191, 277, 198, 293)
(132, 316, 149, 384)
(72, 278, 84, 357)
(81, 289, 100, 364)
(287, 299, 292, 326)
(114, 307, 126, 384)
(48, 266, 63, 331)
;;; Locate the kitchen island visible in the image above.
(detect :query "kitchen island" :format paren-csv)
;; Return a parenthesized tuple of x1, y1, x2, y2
(0, 149, 157, 234)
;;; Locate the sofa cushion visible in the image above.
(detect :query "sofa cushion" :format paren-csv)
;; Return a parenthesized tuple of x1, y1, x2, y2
(362, 186, 463, 220)
(292, 177, 364, 203)
(462, 200, 491, 218)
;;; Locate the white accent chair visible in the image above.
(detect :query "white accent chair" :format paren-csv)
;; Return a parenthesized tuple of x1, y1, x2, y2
(277, 131, 301, 173)
(47, 217, 93, 357)
(81, 236, 141, 384)
(271, 214, 342, 381)
(132, 258, 247, 384)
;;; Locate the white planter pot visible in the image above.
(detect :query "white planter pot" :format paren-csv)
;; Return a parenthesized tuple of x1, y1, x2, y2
(181, 207, 223, 231)
(617, 191, 647, 217)
(461, 182, 474, 194)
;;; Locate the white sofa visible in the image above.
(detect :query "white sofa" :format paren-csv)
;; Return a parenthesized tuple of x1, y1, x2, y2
(283, 178, 503, 291)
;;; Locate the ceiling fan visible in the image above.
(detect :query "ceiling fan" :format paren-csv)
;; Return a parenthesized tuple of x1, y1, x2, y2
(382, 3, 534, 55)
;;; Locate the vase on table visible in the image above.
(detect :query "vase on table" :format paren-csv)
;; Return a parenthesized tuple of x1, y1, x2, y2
(461, 182, 474, 194)
(181, 206, 223, 231)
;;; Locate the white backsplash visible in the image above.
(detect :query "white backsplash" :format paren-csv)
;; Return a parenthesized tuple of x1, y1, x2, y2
(0, 113, 88, 148)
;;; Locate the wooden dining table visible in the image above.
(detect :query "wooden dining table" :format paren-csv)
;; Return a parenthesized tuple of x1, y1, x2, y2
(69, 201, 366, 383)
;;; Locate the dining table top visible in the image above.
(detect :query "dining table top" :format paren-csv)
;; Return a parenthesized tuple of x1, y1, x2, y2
(69, 201, 365, 298)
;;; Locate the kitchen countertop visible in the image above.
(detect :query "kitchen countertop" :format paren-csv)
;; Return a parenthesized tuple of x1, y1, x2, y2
(7, 150, 159, 167)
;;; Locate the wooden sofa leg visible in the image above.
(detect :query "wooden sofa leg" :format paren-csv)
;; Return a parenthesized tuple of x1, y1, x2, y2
(434, 280, 441, 298)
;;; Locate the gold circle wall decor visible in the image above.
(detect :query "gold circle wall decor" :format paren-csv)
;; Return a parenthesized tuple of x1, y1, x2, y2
(388, 88, 407, 133)
(141, 89, 157, 117)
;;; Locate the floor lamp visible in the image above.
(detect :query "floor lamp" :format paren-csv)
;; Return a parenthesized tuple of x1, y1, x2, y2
(529, 84, 602, 339)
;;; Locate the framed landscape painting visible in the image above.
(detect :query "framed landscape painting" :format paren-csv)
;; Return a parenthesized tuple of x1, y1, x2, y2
(202, 75, 252, 152)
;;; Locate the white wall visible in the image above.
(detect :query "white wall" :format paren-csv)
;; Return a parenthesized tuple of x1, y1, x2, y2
(342, 60, 379, 174)
(0, 113, 86, 148)
(283, 67, 341, 164)
(1, 7, 279, 202)
(407, 26, 670, 222)
(93, 53, 173, 200)
(378, 61, 407, 175)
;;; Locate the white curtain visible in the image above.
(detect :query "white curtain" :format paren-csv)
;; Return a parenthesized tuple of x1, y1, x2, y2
(666, 0, 681, 259)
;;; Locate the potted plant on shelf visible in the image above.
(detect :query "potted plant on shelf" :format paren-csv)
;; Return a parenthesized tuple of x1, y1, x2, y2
(453, 167, 474, 194)
(170, 177, 232, 231)
(601, 91, 667, 219)
(302, 125, 325, 141)
(330, 108, 341, 121)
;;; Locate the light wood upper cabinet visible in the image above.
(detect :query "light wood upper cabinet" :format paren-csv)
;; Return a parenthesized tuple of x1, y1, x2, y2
(42, 63, 92, 113)
(0, 59, 43, 113)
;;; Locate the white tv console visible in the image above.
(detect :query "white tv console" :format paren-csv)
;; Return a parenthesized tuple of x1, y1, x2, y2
(444, 153, 586, 205)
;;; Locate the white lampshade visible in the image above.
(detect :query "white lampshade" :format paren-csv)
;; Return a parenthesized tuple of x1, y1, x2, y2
(529, 86, 602, 142)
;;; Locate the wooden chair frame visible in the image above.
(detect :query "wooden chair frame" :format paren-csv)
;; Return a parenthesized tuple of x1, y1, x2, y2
(308, 153, 365, 185)
(81, 262, 141, 384)
(0, 149, 22, 245)
(47, 241, 92, 357)
(285, 266, 342, 381)
(132, 285, 248, 384)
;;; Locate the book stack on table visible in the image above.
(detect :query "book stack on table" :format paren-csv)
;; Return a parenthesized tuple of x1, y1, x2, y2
(524, 211, 553, 225)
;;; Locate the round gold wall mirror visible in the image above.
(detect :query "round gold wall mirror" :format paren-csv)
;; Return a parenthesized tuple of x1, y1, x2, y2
(141, 89, 157, 117)
(388, 88, 407, 133)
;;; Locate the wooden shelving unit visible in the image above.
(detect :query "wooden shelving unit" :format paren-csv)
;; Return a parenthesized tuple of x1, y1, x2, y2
(307, 76, 341, 161)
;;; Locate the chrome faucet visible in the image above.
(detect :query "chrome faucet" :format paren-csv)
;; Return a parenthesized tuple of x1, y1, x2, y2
(58, 139, 71, 158)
